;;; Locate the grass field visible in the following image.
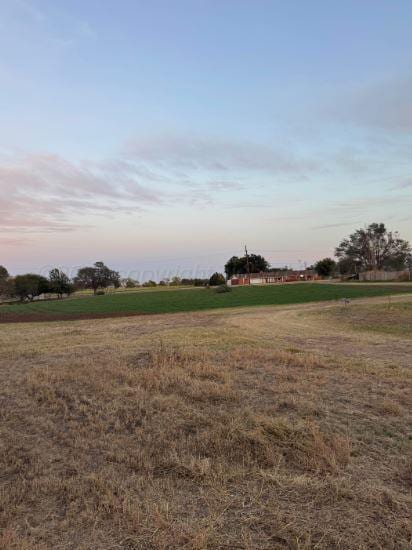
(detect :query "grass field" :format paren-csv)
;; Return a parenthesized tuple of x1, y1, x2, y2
(1, 282, 411, 322)
(1, 296, 411, 548)
(312, 299, 412, 337)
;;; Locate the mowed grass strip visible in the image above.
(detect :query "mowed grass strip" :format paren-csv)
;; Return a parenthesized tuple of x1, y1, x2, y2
(312, 300, 412, 337)
(1, 282, 411, 320)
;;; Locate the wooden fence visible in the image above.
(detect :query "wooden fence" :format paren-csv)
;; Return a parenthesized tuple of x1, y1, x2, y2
(359, 270, 410, 281)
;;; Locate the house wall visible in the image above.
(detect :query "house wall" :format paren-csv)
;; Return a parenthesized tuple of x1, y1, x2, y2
(228, 272, 319, 285)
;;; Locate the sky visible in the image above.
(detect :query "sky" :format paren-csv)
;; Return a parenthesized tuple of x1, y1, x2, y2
(1, 0, 412, 279)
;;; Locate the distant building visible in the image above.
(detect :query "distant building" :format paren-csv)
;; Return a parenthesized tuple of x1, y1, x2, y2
(227, 270, 319, 286)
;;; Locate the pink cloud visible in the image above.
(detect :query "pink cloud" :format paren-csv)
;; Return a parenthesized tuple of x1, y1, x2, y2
(0, 153, 161, 232)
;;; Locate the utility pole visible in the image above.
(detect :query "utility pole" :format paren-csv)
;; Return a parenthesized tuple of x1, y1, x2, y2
(245, 245, 251, 285)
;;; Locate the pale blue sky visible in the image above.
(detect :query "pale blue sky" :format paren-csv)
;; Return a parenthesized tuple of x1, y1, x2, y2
(1, 0, 411, 277)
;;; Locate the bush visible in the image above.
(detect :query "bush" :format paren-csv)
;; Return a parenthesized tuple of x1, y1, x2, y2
(96, 290, 105, 296)
(142, 280, 157, 287)
(215, 284, 232, 293)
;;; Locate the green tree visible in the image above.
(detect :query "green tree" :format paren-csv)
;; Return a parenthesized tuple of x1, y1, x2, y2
(74, 262, 120, 294)
(209, 272, 226, 286)
(0, 265, 8, 280)
(142, 280, 157, 287)
(224, 253, 269, 278)
(0, 266, 12, 297)
(336, 223, 411, 271)
(314, 258, 336, 277)
(13, 274, 50, 301)
(49, 268, 74, 298)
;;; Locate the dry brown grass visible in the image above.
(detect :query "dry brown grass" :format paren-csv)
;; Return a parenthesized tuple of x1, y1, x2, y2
(312, 299, 412, 337)
(0, 297, 411, 548)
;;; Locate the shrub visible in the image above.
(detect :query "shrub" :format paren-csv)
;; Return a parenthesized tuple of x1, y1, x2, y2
(215, 284, 232, 293)
(142, 280, 157, 287)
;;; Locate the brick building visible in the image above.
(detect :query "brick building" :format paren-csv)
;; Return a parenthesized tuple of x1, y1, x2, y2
(228, 270, 318, 286)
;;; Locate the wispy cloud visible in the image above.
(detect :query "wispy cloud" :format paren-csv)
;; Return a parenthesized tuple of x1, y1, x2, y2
(5, 132, 408, 236)
(0, 143, 256, 232)
(0, 153, 161, 232)
(77, 20, 97, 40)
(311, 221, 360, 230)
(392, 178, 412, 190)
(0, 236, 32, 246)
(334, 74, 412, 133)
(332, 194, 412, 211)
(206, 180, 246, 192)
(125, 134, 318, 176)
(12, 0, 45, 22)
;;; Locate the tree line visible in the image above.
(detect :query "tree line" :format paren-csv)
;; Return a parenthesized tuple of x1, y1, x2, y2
(0, 262, 120, 301)
(1, 223, 410, 301)
(0, 261, 228, 302)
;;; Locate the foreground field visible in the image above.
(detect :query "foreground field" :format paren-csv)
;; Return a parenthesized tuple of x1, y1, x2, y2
(1, 282, 412, 322)
(1, 296, 411, 548)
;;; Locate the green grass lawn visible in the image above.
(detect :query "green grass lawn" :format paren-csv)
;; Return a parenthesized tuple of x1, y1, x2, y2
(1, 283, 411, 321)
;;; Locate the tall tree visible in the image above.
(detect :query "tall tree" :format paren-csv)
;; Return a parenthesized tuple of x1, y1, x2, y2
(74, 262, 120, 294)
(49, 268, 74, 299)
(224, 253, 269, 278)
(335, 223, 411, 271)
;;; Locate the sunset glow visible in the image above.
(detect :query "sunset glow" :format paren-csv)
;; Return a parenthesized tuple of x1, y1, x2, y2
(1, 1, 411, 276)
